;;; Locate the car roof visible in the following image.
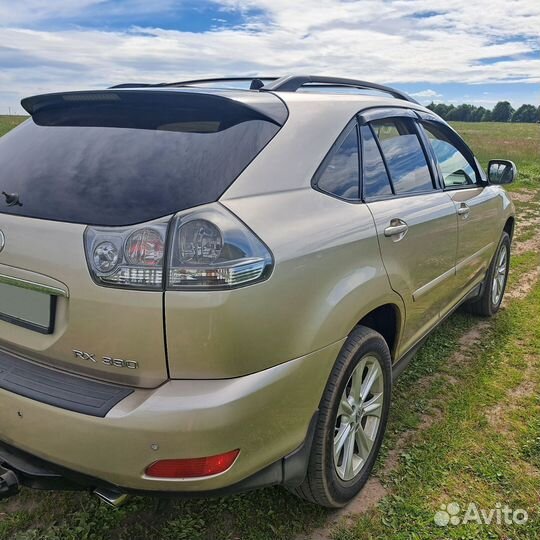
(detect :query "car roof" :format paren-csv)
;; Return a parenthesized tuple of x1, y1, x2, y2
(273, 90, 430, 114)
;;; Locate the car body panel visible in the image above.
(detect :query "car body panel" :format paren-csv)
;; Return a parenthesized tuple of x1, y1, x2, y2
(0, 340, 341, 491)
(448, 186, 505, 289)
(0, 214, 167, 388)
(441, 185, 514, 317)
(367, 192, 458, 357)
(166, 188, 404, 378)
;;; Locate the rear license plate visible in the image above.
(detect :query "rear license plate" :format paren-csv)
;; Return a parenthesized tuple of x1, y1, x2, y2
(0, 282, 56, 334)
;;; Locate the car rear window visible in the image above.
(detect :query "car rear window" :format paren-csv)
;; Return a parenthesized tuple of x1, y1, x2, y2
(0, 91, 285, 226)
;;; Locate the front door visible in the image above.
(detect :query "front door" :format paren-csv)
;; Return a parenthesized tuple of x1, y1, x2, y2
(420, 121, 500, 307)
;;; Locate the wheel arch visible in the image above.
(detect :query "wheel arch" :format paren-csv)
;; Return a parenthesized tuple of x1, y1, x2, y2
(354, 303, 403, 361)
(503, 215, 515, 241)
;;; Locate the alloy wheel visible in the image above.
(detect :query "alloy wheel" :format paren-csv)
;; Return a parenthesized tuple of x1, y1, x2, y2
(333, 354, 384, 481)
(492, 244, 508, 306)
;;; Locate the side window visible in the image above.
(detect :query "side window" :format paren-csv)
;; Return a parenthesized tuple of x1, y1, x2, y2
(423, 123, 477, 188)
(371, 119, 434, 195)
(360, 125, 392, 199)
(316, 125, 360, 200)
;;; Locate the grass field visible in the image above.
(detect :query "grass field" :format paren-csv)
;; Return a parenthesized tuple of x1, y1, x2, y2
(452, 121, 540, 190)
(0, 117, 539, 539)
(0, 116, 27, 137)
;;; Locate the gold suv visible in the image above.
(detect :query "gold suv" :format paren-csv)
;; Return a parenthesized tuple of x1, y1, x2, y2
(0, 76, 516, 507)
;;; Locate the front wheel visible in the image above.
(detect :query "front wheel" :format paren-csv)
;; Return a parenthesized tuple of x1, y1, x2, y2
(292, 326, 392, 508)
(465, 231, 510, 317)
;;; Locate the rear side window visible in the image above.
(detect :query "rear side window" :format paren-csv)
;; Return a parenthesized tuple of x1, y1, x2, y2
(423, 123, 477, 187)
(371, 119, 434, 195)
(360, 125, 392, 199)
(315, 125, 360, 200)
(0, 91, 285, 226)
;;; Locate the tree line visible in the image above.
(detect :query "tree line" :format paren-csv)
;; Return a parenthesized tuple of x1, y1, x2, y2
(426, 101, 540, 123)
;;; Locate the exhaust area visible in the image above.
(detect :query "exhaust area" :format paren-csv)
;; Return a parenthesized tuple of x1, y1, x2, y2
(94, 487, 130, 508)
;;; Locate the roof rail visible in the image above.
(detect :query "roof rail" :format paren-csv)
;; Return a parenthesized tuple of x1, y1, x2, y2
(109, 75, 419, 104)
(261, 75, 419, 104)
(110, 83, 156, 89)
(160, 77, 281, 90)
(109, 78, 279, 90)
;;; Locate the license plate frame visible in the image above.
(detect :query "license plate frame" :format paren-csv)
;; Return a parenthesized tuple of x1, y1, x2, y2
(0, 282, 57, 335)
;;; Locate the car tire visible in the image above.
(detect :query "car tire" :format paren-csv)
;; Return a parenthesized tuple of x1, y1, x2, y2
(292, 325, 392, 508)
(464, 231, 511, 317)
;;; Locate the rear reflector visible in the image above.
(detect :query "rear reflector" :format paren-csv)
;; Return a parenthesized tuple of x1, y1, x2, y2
(145, 450, 240, 479)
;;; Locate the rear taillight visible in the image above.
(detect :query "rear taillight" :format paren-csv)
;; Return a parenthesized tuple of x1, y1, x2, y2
(85, 223, 167, 289)
(84, 204, 273, 290)
(167, 204, 272, 289)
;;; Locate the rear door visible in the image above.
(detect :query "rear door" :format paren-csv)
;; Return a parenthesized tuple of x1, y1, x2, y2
(419, 120, 500, 306)
(362, 115, 458, 357)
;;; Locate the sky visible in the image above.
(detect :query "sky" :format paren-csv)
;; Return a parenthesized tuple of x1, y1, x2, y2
(0, 0, 539, 114)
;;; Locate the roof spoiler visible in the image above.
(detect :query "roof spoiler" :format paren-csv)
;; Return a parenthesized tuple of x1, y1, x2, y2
(21, 91, 122, 116)
(20, 89, 288, 126)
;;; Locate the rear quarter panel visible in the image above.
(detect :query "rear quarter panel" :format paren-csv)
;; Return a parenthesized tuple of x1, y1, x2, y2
(165, 188, 404, 379)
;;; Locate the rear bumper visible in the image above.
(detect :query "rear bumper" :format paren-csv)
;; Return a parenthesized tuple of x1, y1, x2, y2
(0, 414, 318, 498)
(0, 340, 341, 493)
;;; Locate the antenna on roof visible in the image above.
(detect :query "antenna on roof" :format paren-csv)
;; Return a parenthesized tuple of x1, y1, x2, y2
(249, 79, 265, 90)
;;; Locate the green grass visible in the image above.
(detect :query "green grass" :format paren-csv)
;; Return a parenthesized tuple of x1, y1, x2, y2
(0, 118, 539, 539)
(450, 121, 540, 190)
(0, 115, 27, 137)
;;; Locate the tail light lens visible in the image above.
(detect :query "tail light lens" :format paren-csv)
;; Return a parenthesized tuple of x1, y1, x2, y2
(125, 228, 165, 266)
(168, 204, 273, 289)
(85, 223, 168, 289)
(84, 204, 273, 290)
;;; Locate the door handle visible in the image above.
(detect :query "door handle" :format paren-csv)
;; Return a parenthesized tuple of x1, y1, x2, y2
(457, 203, 470, 218)
(384, 219, 408, 239)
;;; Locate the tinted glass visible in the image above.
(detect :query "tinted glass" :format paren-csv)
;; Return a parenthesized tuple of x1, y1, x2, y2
(423, 124, 477, 187)
(317, 125, 360, 200)
(361, 125, 392, 199)
(372, 119, 434, 194)
(0, 91, 283, 226)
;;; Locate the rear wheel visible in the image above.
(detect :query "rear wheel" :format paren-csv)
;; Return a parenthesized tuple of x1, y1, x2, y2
(292, 326, 392, 507)
(465, 232, 510, 317)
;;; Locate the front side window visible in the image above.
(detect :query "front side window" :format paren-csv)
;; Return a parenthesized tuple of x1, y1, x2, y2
(423, 123, 477, 188)
(316, 125, 360, 200)
(371, 119, 434, 195)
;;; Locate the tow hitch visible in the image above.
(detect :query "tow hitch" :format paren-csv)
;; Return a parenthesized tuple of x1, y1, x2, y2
(0, 465, 20, 499)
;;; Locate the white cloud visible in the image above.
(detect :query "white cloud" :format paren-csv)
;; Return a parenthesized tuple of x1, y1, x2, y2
(410, 89, 443, 101)
(0, 0, 539, 113)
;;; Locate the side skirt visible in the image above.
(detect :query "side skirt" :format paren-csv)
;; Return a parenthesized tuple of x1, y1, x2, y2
(392, 281, 483, 381)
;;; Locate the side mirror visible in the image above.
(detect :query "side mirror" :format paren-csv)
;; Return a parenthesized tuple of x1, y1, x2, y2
(488, 159, 517, 185)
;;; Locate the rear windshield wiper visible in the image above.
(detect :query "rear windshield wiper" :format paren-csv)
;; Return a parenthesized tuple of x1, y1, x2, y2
(2, 192, 22, 207)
